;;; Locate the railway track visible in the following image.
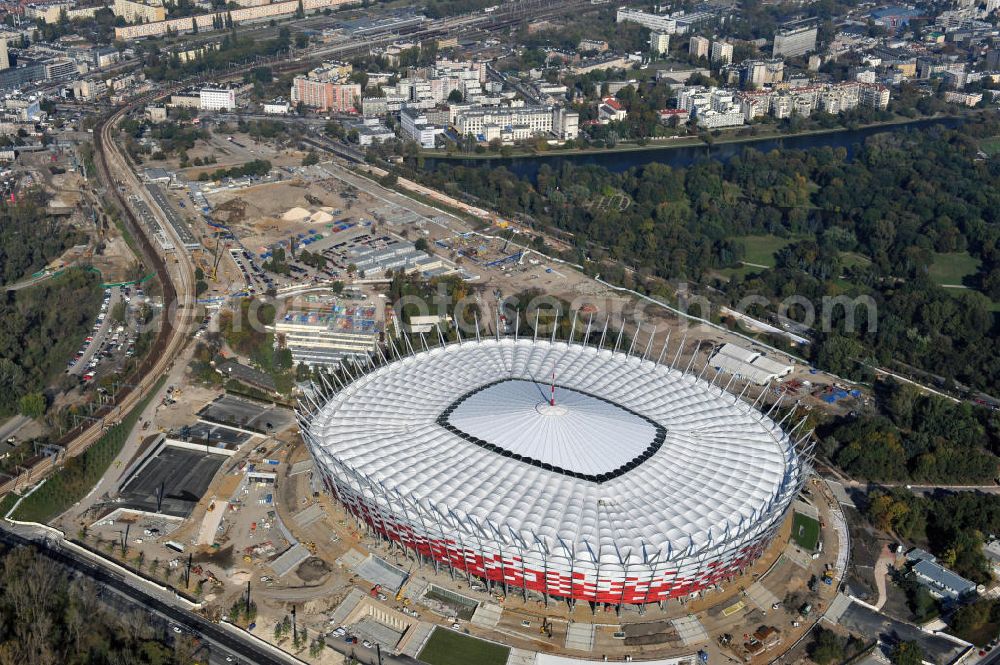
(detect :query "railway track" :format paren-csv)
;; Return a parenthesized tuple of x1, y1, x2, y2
(0, 0, 596, 499)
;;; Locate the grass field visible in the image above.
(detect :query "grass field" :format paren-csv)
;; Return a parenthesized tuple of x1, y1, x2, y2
(792, 512, 821, 551)
(737, 235, 798, 267)
(0, 492, 19, 519)
(979, 136, 1000, 156)
(840, 252, 872, 269)
(418, 628, 510, 665)
(928, 252, 982, 286)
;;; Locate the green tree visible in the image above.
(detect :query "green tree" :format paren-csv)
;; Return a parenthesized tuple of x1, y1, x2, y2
(891, 641, 924, 665)
(18, 392, 46, 419)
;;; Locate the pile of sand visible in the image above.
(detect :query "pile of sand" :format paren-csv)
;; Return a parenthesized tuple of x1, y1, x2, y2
(282, 206, 311, 222)
(309, 210, 334, 224)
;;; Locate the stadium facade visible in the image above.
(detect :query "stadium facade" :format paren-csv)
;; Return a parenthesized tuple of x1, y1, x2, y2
(298, 329, 812, 606)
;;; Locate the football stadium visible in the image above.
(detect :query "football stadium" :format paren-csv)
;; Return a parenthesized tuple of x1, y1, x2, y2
(299, 333, 811, 606)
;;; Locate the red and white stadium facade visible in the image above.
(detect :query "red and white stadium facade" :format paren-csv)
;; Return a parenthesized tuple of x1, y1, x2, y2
(299, 331, 812, 606)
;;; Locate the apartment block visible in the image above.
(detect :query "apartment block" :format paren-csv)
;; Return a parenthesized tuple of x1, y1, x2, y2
(113, 0, 167, 24)
(711, 41, 733, 65)
(114, 0, 355, 39)
(689, 35, 709, 59)
(650, 32, 671, 56)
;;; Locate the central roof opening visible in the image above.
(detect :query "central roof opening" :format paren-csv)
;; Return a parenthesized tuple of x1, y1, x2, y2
(437, 379, 667, 482)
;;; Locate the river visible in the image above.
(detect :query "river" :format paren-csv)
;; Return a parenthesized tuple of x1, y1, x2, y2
(424, 116, 965, 181)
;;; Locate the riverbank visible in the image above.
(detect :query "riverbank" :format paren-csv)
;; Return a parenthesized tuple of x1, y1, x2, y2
(423, 112, 970, 161)
(423, 114, 973, 178)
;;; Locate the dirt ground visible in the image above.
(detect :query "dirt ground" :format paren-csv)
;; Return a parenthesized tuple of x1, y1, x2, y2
(205, 176, 371, 255)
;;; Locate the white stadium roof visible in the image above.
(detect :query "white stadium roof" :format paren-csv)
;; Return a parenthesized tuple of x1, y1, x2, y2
(305, 338, 803, 563)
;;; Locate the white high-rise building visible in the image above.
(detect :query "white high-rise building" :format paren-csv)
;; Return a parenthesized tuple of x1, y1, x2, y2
(650, 32, 671, 56)
(711, 41, 733, 65)
(200, 87, 237, 111)
(773, 24, 818, 58)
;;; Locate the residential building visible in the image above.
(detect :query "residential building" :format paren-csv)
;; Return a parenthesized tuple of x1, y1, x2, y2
(740, 59, 785, 87)
(263, 99, 290, 114)
(169, 89, 201, 108)
(689, 35, 709, 59)
(616, 8, 677, 33)
(400, 108, 443, 149)
(291, 62, 361, 112)
(114, 0, 355, 40)
(944, 91, 983, 106)
(578, 39, 609, 53)
(711, 41, 733, 65)
(72, 78, 107, 100)
(773, 23, 818, 58)
(452, 104, 578, 144)
(45, 58, 76, 80)
(650, 32, 671, 56)
(0, 32, 15, 71)
(200, 86, 236, 111)
(112, 0, 166, 24)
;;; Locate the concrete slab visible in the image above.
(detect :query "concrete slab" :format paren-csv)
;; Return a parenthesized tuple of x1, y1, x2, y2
(746, 582, 781, 611)
(292, 502, 324, 528)
(354, 554, 407, 591)
(328, 588, 365, 627)
(671, 615, 709, 646)
(399, 621, 434, 657)
(825, 593, 853, 624)
(270, 543, 310, 578)
(826, 480, 858, 508)
(196, 500, 228, 545)
(471, 601, 503, 629)
(508, 648, 537, 665)
(564, 622, 594, 652)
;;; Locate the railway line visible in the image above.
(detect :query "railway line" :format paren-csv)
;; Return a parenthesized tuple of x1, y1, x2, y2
(0, 0, 595, 499)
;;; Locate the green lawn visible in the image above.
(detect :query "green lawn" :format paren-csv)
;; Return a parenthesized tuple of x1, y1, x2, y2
(736, 235, 798, 267)
(792, 512, 821, 551)
(840, 252, 871, 269)
(0, 492, 19, 519)
(418, 628, 510, 665)
(928, 252, 981, 286)
(979, 136, 1000, 156)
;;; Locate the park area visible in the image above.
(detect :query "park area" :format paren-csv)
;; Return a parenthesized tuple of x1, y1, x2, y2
(792, 512, 821, 551)
(418, 627, 510, 665)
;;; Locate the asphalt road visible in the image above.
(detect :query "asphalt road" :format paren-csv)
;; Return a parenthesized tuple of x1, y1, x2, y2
(0, 523, 300, 665)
